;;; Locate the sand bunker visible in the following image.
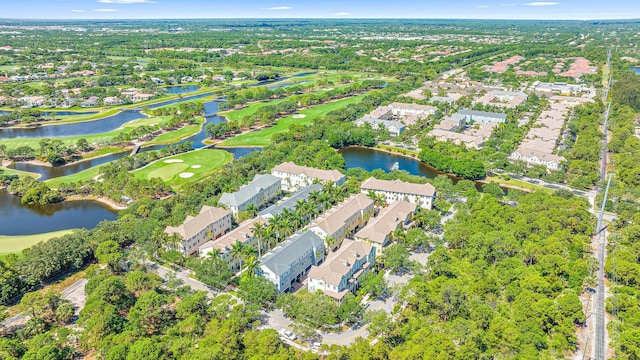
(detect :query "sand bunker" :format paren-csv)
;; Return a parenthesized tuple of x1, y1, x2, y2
(164, 159, 184, 163)
(179, 172, 194, 178)
(191, 165, 202, 169)
(292, 114, 307, 119)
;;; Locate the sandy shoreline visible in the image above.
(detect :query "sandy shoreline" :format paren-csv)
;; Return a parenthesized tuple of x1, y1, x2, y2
(65, 195, 128, 210)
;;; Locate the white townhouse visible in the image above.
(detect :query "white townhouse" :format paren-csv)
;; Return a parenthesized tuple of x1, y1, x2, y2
(510, 148, 565, 171)
(308, 239, 376, 301)
(258, 231, 326, 293)
(164, 206, 232, 256)
(271, 162, 345, 192)
(308, 193, 374, 250)
(219, 174, 281, 216)
(360, 177, 436, 210)
(198, 217, 266, 271)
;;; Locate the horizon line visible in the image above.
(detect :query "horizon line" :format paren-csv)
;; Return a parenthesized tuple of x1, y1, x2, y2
(0, 17, 639, 22)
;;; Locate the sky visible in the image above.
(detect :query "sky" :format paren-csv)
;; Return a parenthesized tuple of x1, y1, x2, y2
(1, 0, 639, 20)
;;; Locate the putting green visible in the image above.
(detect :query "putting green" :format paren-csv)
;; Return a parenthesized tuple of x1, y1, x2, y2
(147, 163, 190, 181)
(134, 149, 233, 187)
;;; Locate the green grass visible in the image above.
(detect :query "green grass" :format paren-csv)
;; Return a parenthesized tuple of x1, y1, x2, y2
(46, 165, 103, 187)
(1, 166, 40, 179)
(0, 230, 74, 256)
(82, 147, 128, 159)
(484, 176, 551, 193)
(133, 149, 232, 188)
(145, 118, 204, 145)
(0, 65, 19, 72)
(220, 94, 368, 147)
(221, 97, 293, 123)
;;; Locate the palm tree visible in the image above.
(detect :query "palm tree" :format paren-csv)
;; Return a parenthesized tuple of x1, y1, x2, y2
(244, 255, 260, 278)
(250, 222, 266, 256)
(325, 236, 338, 252)
(367, 190, 387, 208)
(207, 248, 222, 258)
(246, 204, 259, 218)
(263, 227, 276, 251)
(230, 241, 246, 273)
(319, 193, 333, 211)
(309, 189, 321, 203)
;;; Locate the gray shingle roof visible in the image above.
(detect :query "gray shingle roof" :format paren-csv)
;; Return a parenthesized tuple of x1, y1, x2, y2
(259, 184, 322, 218)
(458, 109, 507, 120)
(260, 231, 324, 277)
(219, 173, 281, 207)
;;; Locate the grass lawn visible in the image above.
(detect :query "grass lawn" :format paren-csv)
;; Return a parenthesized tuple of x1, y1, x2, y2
(133, 149, 232, 188)
(0, 65, 19, 72)
(220, 94, 368, 147)
(1, 166, 40, 179)
(145, 119, 204, 145)
(0, 230, 74, 256)
(484, 176, 551, 193)
(46, 165, 102, 187)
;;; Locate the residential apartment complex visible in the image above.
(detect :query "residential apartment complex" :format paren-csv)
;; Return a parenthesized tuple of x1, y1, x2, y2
(354, 201, 417, 252)
(271, 162, 345, 192)
(198, 217, 266, 271)
(309, 193, 374, 249)
(360, 177, 436, 210)
(164, 206, 232, 256)
(219, 174, 281, 216)
(308, 239, 376, 301)
(355, 117, 406, 137)
(258, 231, 326, 293)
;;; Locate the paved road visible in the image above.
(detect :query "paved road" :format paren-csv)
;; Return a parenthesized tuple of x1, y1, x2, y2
(1, 278, 88, 329)
(594, 230, 608, 360)
(145, 260, 216, 294)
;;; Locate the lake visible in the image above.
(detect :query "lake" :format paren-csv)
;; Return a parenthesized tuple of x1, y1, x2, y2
(214, 146, 262, 159)
(339, 147, 441, 179)
(630, 67, 640, 74)
(8, 151, 130, 181)
(0, 110, 146, 139)
(0, 188, 118, 236)
(164, 85, 200, 94)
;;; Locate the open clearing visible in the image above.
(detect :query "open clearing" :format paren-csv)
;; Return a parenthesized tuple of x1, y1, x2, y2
(133, 149, 232, 187)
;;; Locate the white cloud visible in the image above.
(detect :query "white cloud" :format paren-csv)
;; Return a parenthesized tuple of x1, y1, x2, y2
(71, 9, 84, 12)
(97, 0, 156, 3)
(332, 12, 351, 16)
(523, 1, 560, 6)
(266, 6, 292, 10)
(94, 8, 118, 12)
(477, 5, 490, 8)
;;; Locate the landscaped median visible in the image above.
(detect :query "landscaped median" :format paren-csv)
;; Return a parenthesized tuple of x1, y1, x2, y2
(133, 149, 233, 188)
(220, 94, 368, 147)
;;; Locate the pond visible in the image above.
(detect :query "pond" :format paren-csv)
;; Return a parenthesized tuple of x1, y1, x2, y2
(214, 146, 262, 159)
(630, 67, 640, 75)
(0, 110, 146, 139)
(0, 188, 118, 236)
(339, 147, 441, 179)
(163, 85, 200, 94)
(8, 151, 130, 181)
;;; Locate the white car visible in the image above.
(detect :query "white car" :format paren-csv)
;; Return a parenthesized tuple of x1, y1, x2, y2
(279, 328, 296, 341)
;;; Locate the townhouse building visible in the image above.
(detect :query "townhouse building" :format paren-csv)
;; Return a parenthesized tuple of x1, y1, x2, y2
(164, 206, 232, 256)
